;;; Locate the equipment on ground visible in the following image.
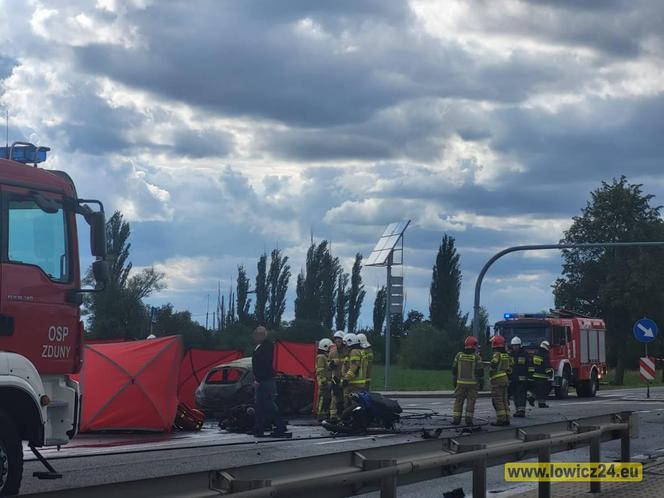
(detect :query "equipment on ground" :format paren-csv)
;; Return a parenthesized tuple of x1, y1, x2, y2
(494, 309, 607, 399)
(0, 142, 108, 495)
(173, 402, 205, 432)
(322, 392, 402, 435)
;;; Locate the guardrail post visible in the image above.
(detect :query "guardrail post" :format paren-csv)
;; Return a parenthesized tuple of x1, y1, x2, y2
(620, 428, 631, 462)
(472, 456, 487, 498)
(589, 436, 601, 494)
(537, 445, 551, 498)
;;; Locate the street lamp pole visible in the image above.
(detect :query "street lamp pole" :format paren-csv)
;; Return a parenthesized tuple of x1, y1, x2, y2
(472, 242, 664, 339)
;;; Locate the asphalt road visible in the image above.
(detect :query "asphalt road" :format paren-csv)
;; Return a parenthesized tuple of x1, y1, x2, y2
(20, 386, 664, 496)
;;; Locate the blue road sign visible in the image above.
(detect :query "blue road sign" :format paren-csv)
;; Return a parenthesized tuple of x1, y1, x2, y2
(633, 318, 658, 343)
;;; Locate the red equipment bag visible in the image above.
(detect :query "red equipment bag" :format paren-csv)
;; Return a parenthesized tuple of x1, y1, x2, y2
(174, 402, 205, 431)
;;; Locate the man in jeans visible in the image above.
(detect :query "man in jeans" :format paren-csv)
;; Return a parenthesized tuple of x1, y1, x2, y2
(252, 326, 291, 438)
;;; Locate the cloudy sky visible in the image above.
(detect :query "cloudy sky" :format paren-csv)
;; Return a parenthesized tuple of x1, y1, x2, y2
(1, 0, 663, 328)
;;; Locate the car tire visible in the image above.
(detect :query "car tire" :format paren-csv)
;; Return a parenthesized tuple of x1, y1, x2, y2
(0, 410, 23, 496)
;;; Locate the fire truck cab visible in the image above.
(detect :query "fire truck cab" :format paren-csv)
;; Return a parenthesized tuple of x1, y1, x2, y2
(0, 143, 107, 496)
(494, 310, 608, 399)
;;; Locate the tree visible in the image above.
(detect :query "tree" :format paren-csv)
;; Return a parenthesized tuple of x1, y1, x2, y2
(254, 253, 268, 325)
(470, 306, 491, 357)
(294, 240, 340, 328)
(399, 323, 454, 370)
(236, 265, 252, 325)
(84, 211, 165, 339)
(153, 303, 211, 349)
(347, 253, 366, 333)
(373, 286, 387, 334)
(266, 249, 291, 330)
(430, 234, 464, 343)
(404, 309, 425, 333)
(335, 272, 349, 331)
(554, 177, 664, 384)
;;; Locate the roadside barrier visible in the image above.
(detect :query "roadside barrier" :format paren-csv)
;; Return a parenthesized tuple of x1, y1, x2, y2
(24, 412, 635, 498)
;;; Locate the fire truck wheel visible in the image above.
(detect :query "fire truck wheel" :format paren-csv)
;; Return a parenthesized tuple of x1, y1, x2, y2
(555, 369, 570, 399)
(0, 410, 22, 496)
(576, 370, 598, 398)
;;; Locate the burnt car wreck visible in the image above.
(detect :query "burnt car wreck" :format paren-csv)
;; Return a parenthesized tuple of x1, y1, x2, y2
(194, 357, 314, 419)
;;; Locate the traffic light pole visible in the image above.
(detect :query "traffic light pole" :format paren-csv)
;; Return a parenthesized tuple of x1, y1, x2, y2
(472, 241, 664, 339)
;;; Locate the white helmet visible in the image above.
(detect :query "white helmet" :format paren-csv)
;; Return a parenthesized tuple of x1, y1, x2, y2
(357, 333, 371, 348)
(343, 333, 359, 347)
(318, 338, 333, 352)
(540, 340, 550, 351)
(333, 330, 345, 340)
(510, 336, 522, 346)
(146, 334, 156, 339)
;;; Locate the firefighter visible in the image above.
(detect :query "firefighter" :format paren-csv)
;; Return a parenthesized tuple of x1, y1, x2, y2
(489, 335, 512, 426)
(315, 338, 333, 422)
(342, 333, 365, 404)
(328, 331, 347, 421)
(451, 336, 483, 425)
(528, 340, 553, 408)
(509, 336, 530, 418)
(357, 333, 374, 391)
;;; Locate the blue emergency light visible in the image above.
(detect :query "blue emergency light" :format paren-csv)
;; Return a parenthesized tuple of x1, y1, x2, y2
(503, 313, 513, 320)
(0, 142, 50, 165)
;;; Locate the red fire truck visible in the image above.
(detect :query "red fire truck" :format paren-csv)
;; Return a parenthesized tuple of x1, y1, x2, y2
(0, 142, 107, 496)
(494, 310, 608, 399)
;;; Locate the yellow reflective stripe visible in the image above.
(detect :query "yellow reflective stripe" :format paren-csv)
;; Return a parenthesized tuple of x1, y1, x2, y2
(490, 372, 507, 379)
(457, 380, 478, 384)
(532, 374, 549, 379)
(349, 380, 365, 384)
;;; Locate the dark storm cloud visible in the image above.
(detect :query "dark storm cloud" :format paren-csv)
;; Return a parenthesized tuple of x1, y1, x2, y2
(72, 1, 596, 130)
(172, 128, 234, 158)
(492, 95, 664, 183)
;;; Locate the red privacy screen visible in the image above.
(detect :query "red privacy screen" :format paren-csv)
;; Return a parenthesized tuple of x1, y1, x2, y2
(177, 348, 243, 406)
(80, 336, 183, 432)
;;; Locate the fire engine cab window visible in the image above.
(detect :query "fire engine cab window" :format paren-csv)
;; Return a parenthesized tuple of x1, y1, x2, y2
(8, 199, 69, 282)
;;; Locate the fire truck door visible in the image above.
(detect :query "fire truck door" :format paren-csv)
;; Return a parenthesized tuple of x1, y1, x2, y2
(0, 186, 79, 374)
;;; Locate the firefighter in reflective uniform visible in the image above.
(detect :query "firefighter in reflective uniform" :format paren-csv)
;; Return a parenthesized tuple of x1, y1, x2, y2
(357, 333, 374, 391)
(342, 333, 365, 404)
(315, 338, 333, 422)
(489, 335, 513, 426)
(328, 331, 347, 421)
(528, 340, 553, 408)
(451, 336, 484, 425)
(509, 336, 530, 418)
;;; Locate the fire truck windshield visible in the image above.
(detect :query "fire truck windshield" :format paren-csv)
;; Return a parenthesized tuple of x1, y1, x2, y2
(497, 326, 551, 348)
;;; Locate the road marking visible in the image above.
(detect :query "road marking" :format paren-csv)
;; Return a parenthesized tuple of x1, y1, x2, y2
(316, 435, 397, 445)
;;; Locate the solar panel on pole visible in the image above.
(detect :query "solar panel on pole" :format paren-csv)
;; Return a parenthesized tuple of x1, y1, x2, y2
(365, 220, 410, 389)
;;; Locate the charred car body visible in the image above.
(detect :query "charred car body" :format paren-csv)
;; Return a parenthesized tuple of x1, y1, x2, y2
(194, 357, 314, 418)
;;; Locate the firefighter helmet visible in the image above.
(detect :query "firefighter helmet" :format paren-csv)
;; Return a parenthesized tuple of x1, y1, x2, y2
(357, 333, 371, 348)
(490, 335, 506, 348)
(343, 333, 360, 347)
(464, 336, 478, 349)
(540, 340, 551, 351)
(510, 336, 522, 346)
(333, 330, 345, 340)
(318, 338, 333, 352)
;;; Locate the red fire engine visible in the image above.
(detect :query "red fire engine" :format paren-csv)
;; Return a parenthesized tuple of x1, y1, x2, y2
(0, 142, 108, 496)
(494, 309, 608, 399)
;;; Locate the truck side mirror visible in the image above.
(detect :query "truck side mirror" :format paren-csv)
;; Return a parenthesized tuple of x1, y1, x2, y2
(92, 260, 109, 290)
(89, 211, 107, 258)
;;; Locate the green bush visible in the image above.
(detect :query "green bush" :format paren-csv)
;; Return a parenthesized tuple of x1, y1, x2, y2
(398, 323, 455, 370)
(277, 319, 331, 344)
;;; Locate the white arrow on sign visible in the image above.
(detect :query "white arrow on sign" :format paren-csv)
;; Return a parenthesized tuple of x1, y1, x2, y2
(638, 323, 654, 337)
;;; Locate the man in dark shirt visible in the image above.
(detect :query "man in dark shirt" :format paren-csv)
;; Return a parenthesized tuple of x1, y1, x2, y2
(252, 326, 290, 438)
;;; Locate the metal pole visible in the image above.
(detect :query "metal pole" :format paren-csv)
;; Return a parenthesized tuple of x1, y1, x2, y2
(620, 427, 631, 462)
(589, 435, 601, 493)
(472, 242, 664, 338)
(472, 456, 487, 498)
(385, 255, 392, 390)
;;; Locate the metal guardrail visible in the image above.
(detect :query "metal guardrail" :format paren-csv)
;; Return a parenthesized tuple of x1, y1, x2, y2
(26, 412, 636, 498)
